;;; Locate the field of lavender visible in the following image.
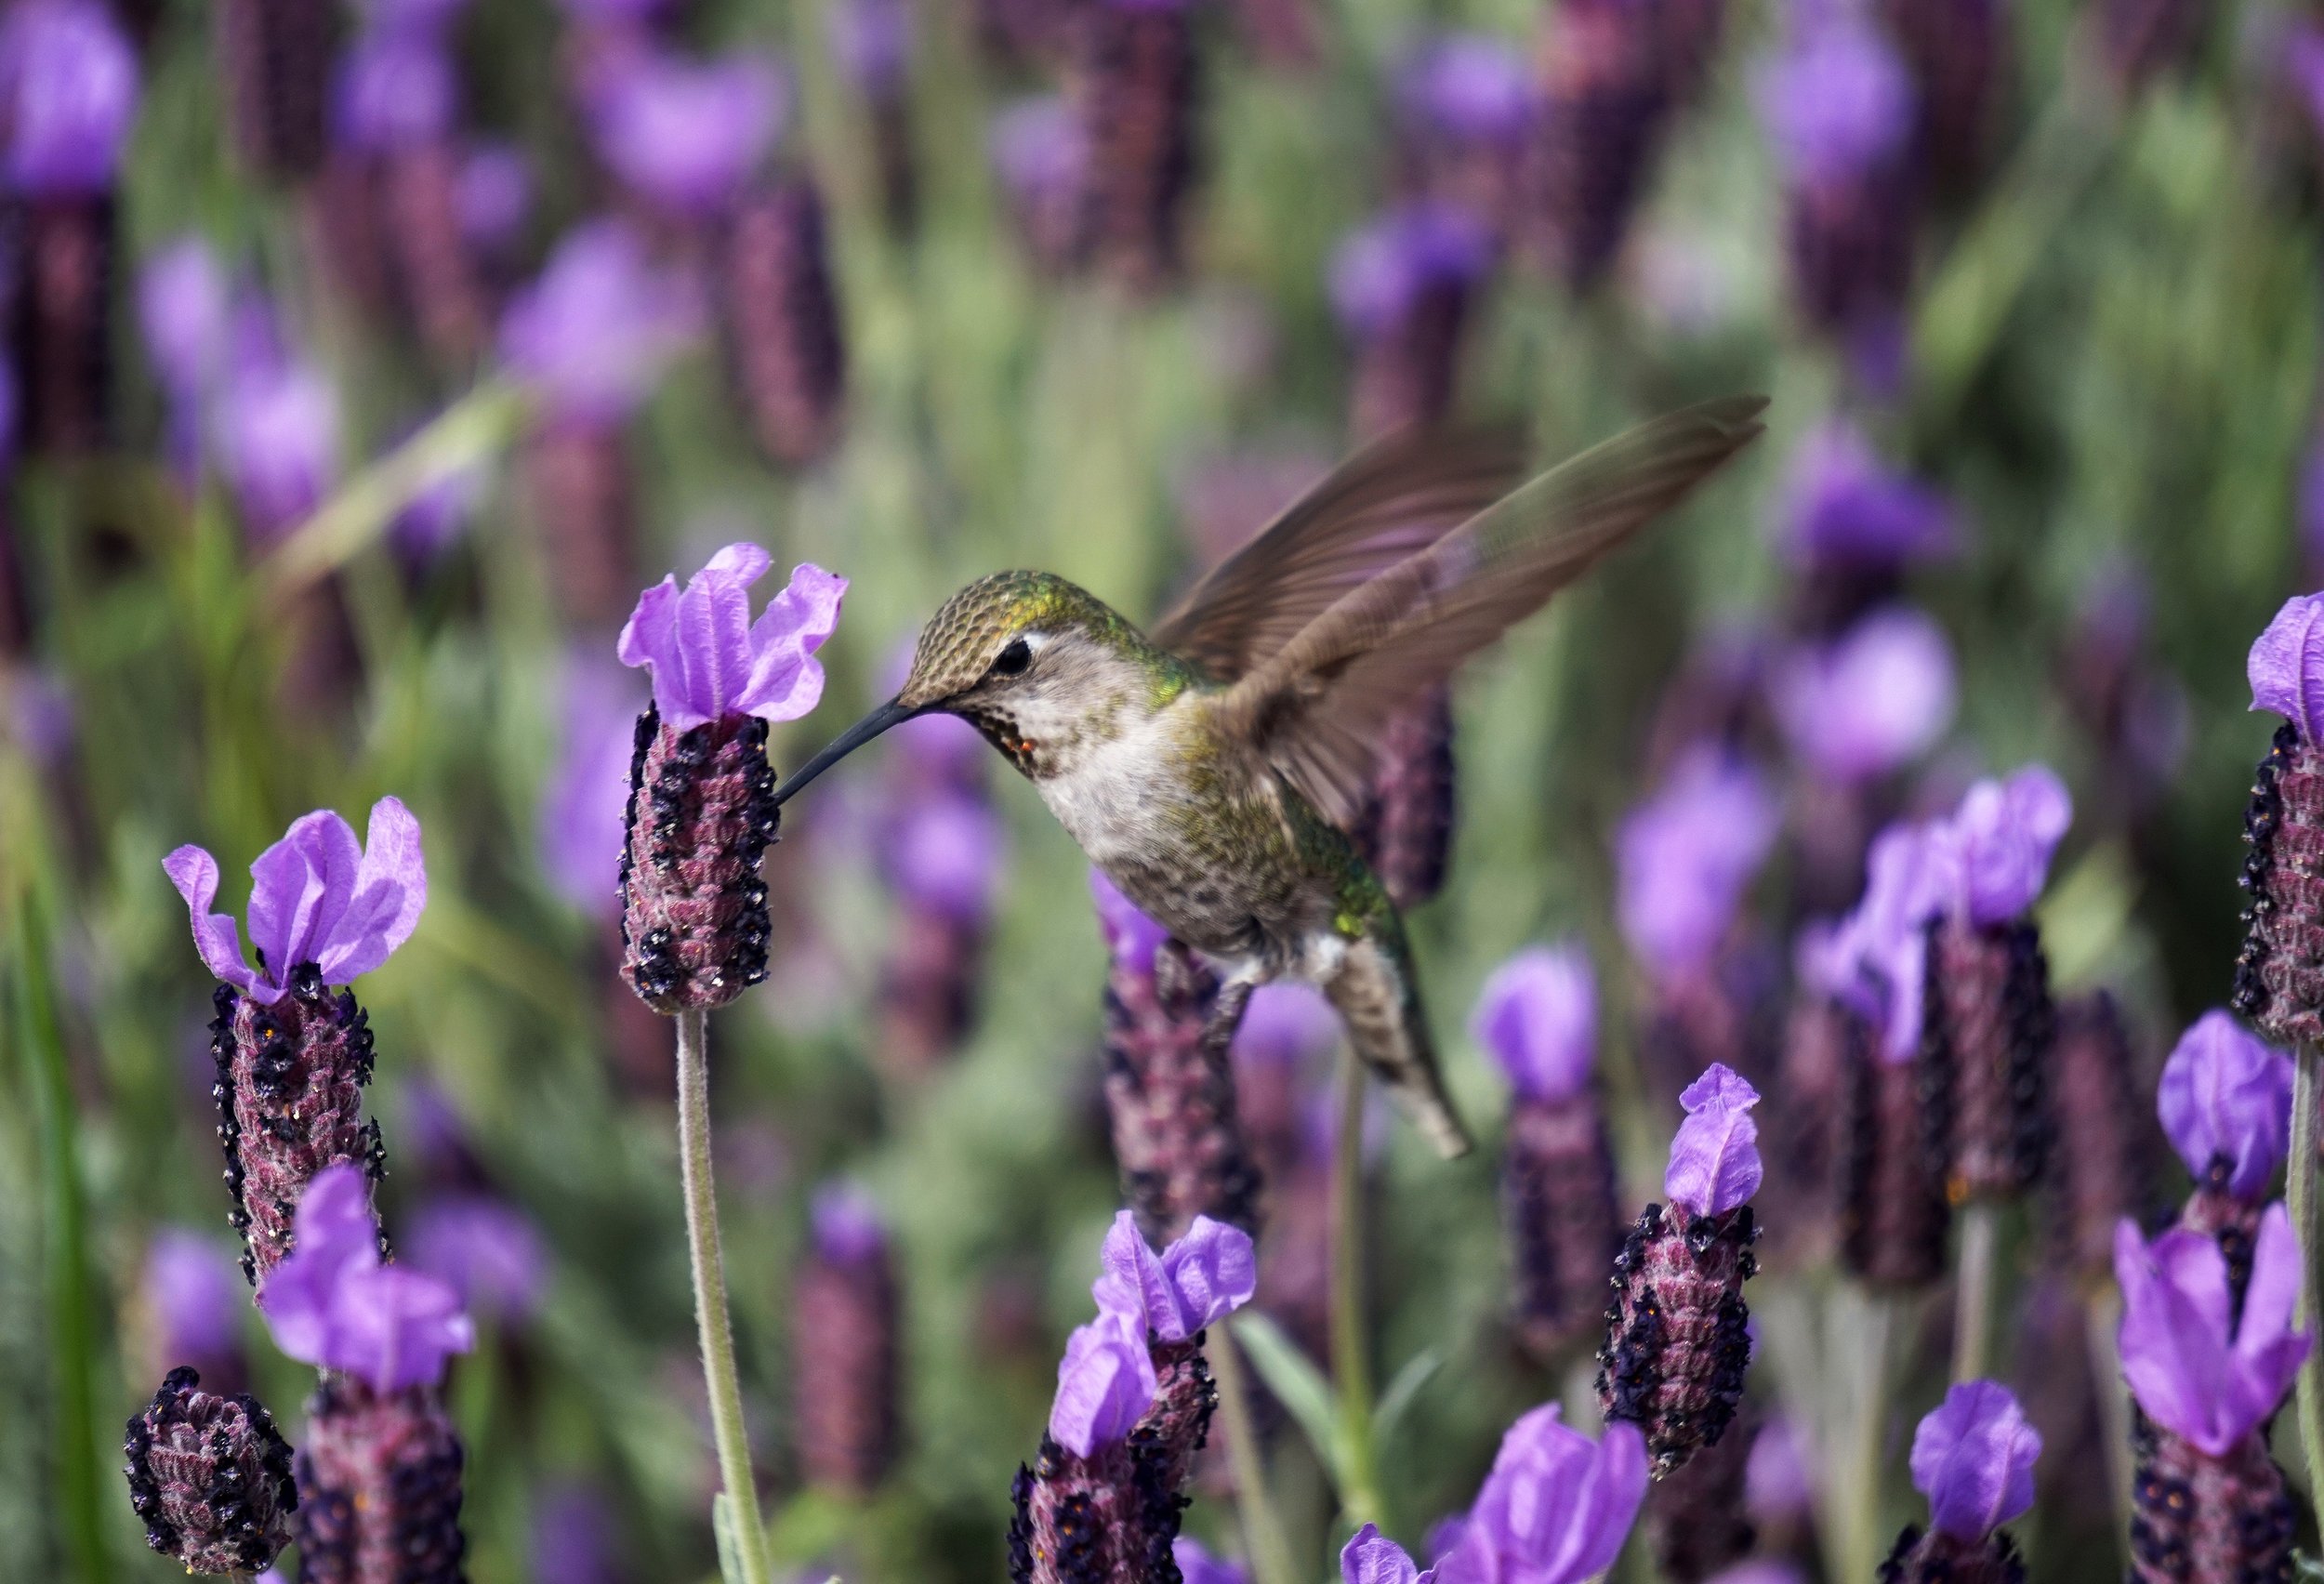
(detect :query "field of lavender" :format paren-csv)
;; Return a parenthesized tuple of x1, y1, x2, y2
(6, 0, 2324, 1578)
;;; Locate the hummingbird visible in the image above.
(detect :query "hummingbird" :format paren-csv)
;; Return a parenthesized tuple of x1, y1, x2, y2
(772, 396, 1766, 1157)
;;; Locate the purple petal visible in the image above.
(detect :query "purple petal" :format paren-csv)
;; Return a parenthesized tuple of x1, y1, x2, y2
(403, 1195, 548, 1325)
(1174, 1538, 1250, 1584)
(1047, 1309, 1156, 1456)
(1160, 1216, 1257, 1332)
(1233, 983, 1340, 1068)
(244, 812, 356, 981)
(0, 0, 139, 196)
(1778, 418, 1957, 572)
(1616, 747, 1779, 981)
(2249, 594, 2324, 744)
(1752, 9, 1913, 186)
(256, 1164, 381, 1366)
(497, 219, 702, 425)
(139, 237, 229, 400)
(736, 561, 848, 722)
(809, 1181, 888, 1266)
(1396, 33, 1534, 143)
(1771, 607, 1956, 784)
(617, 575, 684, 702)
(1934, 765, 2072, 924)
(1464, 1404, 1647, 1584)
(323, 1261, 477, 1392)
(2114, 1219, 2242, 1455)
(587, 50, 784, 218)
(1340, 1525, 1423, 1584)
(1907, 1380, 2041, 1542)
(1471, 944, 1596, 1102)
(142, 1229, 244, 1366)
(316, 797, 428, 983)
(2156, 1010, 2292, 1200)
(1090, 869, 1169, 976)
(1664, 1063, 1763, 1217)
(884, 793, 1006, 922)
(334, 28, 457, 155)
(1093, 1209, 1177, 1335)
(2233, 1204, 2312, 1427)
(539, 655, 647, 917)
(163, 844, 263, 997)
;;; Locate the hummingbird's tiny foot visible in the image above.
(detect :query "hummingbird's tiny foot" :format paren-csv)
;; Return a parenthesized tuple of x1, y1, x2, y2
(1200, 974, 1256, 1061)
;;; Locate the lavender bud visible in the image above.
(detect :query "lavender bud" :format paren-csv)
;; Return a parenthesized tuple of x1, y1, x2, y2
(2233, 720, 2324, 1045)
(123, 1366, 297, 1576)
(1839, 1026, 1950, 1287)
(294, 1376, 468, 1584)
(2046, 993, 2156, 1281)
(721, 177, 848, 469)
(1503, 1091, 1622, 1360)
(795, 1185, 901, 1494)
(1529, 0, 1671, 288)
(1069, 0, 1198, 293)
(1763, 992, 1850, 1267)
(218, 0, 334, 178)
(12, 196, 114, 454)
(1347, 687, 1459, 907)
(617, 706, 780, 1012)
(1597, 1198, 1758, 1477)
(1919, 917, 2054, 1201)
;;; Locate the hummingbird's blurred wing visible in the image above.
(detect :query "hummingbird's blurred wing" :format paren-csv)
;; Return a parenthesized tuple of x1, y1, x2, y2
(1214, 395, 1768, 825)
(1148, 428, 1528, 682)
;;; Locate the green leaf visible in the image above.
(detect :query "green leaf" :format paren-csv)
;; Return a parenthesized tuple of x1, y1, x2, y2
(1229, 1312, 1346, 1490)
(1374, 1347, 1444, 1449)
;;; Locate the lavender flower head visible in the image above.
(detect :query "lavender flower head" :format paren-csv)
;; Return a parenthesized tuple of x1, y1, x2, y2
(1753, 6, 1915, 189)
(1908, 1381, 2040, 1542)
(885, 791, 1006, 924)
(617, 545, 844, 732)
(2249, 593, 2324, 744)
(1471, 944, 1596, 1103)
(257, 1164, 474, 1391)
(1779, 418, 1957, 571)
(142, 1229, 244, 1369)
(1440, 1406, 1650, 1582)
(1664, 1063, 1763, 1217)
(1772, 607, 1957, 783)
(832, 0, 910, 97)
(988, 95, 1086, 207)
(457, 141, 532, 254)
(333, 29, 457, 155)
(1817, 819, 1948, 1062)
(1091, 1209, 1258, 1342)
(0, 0, 139, 195)
(587, 50, 785, 218)
(1926, 765, 2071, 926)
(1396, 33, 1534, 143)
(540, 655, 649, 917)
(1090, 867, 1169, 977)
(2156, 1010, 2292, 1201)
(139, 237, 229, 401)
(1327, 202, 1493, 343)
(404, 1194, 550, 1326)
(1175, 1538, 1249, 1584)
(2114, 1204, 2310, 1456)
(810, 1180, 889, 1265)
(215, 313, 342, 542)
(1617, 748, 1780, 982)
(165, 798, 426, 1006)
(499, 219, 703, 426)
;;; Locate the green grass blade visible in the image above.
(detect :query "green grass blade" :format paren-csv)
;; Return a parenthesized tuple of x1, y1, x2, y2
(1228, 1311, 1346, 1495)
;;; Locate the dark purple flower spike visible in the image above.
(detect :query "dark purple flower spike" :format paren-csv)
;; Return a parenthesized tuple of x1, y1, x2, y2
(218, 0, 332, 178)
(614, 545, 843, 1012)
(1528, 0, 1674, 290)
(1778, 418, 1957, 636)
(1641, 1412, 1756, 1584)
(1330, 201, 1492, 444)
(794, 1182, 901, 1494)
(1599, 1063, 1763, 1478)
(1878, 1381, 2038, 1584)
(2236, 595, 2324, 1044)
(874, 753, 1004, 1077)
(1879, 0, 2006, 195)
(165, 799, 424, 1283)
(2047, 992, 2159, 1281)
(990, 95, 1088, 275)
(1093, 870, 1264, 1241)
(2159, 1010, 2292, 1309)
(124, 1366, 298, 1576)
(721, 174, 850, 469)
(1068, 0, 1198, 294)
(1350, 686, 1460, 910)
(1476, 945, 1622, 1359)
(2117, 1208, 2306, 1582)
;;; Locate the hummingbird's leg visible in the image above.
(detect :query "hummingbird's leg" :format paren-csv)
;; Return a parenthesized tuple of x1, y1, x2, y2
(1197, 970, 1258, 1063)
(1155, 939, 1261, 1057)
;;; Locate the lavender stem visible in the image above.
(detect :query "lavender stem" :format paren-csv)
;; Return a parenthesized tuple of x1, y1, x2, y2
(2289, 1042, 2324, 1528)
(2080, 1287, 2134, 1571)
(1330, 1049, 1384, 1529)
(1949, 1200, 1999, 1383)
(676, 1007, 771, 1584)
(1834, 1286, 1895, 1583)
(1209, 1327, 1300, 1584)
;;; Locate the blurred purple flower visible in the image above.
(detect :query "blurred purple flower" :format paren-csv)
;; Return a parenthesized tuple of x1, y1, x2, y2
(386, 448, 488, 563)
(831, 0, 910, 97)
(1090, 867, 1169, 977)
(1396, 32, 1534, 142)
(987, 94, 1085, 205)
(1048, 1306, 1154, 1457)
(1327, 201, 1492, 342)
(1617, 747, 1779, 982)
(499, 218, 703, 425)
(2114, 1204, 2310, 1456)
(457, 141, 533, 253)
(2249, 593, 2324, 745)
(1753, 6, 1914, 187)
(1779, 418, 1957, 570)
(1816, 819, 1949, 1061)
(1744, 1414, 1816, 1520)
(885, 791, 1006, 924)
(1771, 606, 1957, 783)
(165, 797, 426, 1005)
(1435, 1406, 1650, 1583)
(1233, 983, 1339, 1067)
(616, 544, 844, 731)
(1925, 764, 2072, 925)
(334, 29, 457, 155)
(139, 237, 230, 399)
(810, 1180, 889, 1265)
(1664, 1063, 1763, 1217)
(529, 1479, 620, 1584)
(143, 1229, 244, 1366)
(1175, 1538, 1249, 1584)
(257, 1164, 475, 1391)
(0, 0, 139, 195)
(540, 655, 649, 917)
(215, 311, 341, 542)
(1908, 1380, 2040, 1542)
(357, 0, 470, 33)
(586, 50, 783, 218)
(1092, 1210, 1258, 1340)
(1470, 944, 1596, 1104)
(404, 1194, 549, 1326)
(2157, 1010, 2293, 1200)
(7, 666, 73, 766)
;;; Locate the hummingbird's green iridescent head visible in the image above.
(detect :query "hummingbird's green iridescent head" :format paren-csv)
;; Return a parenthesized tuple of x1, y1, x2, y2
(771, 571, 1182, 805)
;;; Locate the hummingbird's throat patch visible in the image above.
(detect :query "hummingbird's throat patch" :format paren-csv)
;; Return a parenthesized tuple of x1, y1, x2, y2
(963, 708, 1040, 775)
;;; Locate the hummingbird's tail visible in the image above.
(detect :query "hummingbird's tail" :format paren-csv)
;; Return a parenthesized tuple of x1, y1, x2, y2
(1324, 933, 1473, 1159)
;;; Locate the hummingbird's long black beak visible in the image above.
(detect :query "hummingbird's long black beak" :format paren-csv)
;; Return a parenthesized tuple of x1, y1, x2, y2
(770, 696, 924, 806)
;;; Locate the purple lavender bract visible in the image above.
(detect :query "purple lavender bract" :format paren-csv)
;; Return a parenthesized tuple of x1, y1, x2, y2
(499, 219, 702, 426)
(257, 1164, 475, 1392)
(1617, 748, 1779, 986)
(0, 0, 139, 195)
(1472, 944, 1595, 1103)
(1771, 607, 1957, 785)
(1664, 1063, 1763, 1218)
(1908, 1381, 2040, 1543)
(2156, 1010, 2291, 1203)
(585, 49, 783, 219)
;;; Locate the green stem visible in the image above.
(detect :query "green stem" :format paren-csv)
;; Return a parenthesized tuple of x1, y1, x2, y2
(1835, 1287, 1895, 1584)
(1209, 1327, 1301, 1584)
(676, 1008, 771, 1584)
(2290, 1043, 2324, 1526)
(1329, 1050, 1382, 1531)
(1950, 1200, 2000, 1384)
(2082, 1287, 2134, 1572)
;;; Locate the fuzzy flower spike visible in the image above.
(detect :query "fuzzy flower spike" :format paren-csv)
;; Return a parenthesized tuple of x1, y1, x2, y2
(165, 799, 425, 1284)
(615, 544, 844, 1011)
(1880, 1381, 2040, 1583)
(1600, 1063, 1763, 1477)
(2237, 594, 2324, 1043)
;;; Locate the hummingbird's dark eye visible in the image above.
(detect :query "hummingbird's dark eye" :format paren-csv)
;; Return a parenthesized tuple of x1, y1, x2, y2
(990, 638, 1034, 678)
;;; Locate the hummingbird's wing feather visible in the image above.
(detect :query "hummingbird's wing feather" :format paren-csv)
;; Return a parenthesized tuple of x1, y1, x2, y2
(1217, 395, 1768, 825)
(1149, 427, 1528, 681)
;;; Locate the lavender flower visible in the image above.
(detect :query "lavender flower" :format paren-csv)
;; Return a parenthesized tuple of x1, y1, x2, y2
(1600, 1064, 1763, 1476)
(585, 50, 783, 219)
(832, 0, 910, 98)
(257, 1164, 474, 1390)
(404, 1195, 550, 1327)
(1477, 944, 1619, 1358)
(540, 655, 651, 918)
(1329, 202, 1492, 440)
(2236, 594, 2324, 1043)
(139, 1230, 246, 1388)
(616, 546, 844, 1010)
(1771, 606, 1957, 785)
(721, 175, 850, 468)
(456, 141, 532, 256)
(2158, 1010, 2291, 1204)
(989, 95, 1087, 273)
(332, 28, 456, 156)
(1617, 747, 1780, 987)
(1529, 0, 1673, 289)
(1386, 1406, 1650, 1581)
(0, 0, 139, 195)
(214, 306, 341, 542)
(1349, 689, 1461, 906)
(876, 785, 1004, 1072)
(1778, 418, 1957, 627)
(123, 1366, 297, 1576)
(2048, 993, 2157, 1280)
(530, 1479, 622, 1584)
(1174, 1538, 1248, 1584)
(1069, 0, 1198, 292)
(2117, 1208, 2306, 1581)
(1396, 33, 1533, 148)
(499, 219, 702, 427)
(1880, 1381, 2039, 1582)
(795, 1182, 901, 1493)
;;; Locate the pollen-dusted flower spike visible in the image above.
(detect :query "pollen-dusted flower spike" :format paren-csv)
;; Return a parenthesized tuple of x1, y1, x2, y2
(138, 1230, 248, 1393)
(794, 1182, 901, 1494)
(721, 174, 850, 469)
(2046, 993, 2157, 1281)
(257, 1165, 476, 1390)
(165, 799, 424, 1283)
(2235, 595, 2324, 1044)
(1329, 202, 1491, 443)
(123, 1366, 298, 1576)
(1599, 1064, 1762, 1478)
(1878, 1380, 2039, 1584)
(1092, 871, 1264, 1239)
(1348, 687, 1461, 908)
(1068, 0, 1197, 293)
(2117, 1207, 2307, 1582)
(615, 546, 844, 1012)
(1475, 945, 1621, 1358)
(2158, 1009, 2291, 1309)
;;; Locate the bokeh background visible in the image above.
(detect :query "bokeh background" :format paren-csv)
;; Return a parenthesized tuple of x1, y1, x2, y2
(2, 0, 2319, 1576)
